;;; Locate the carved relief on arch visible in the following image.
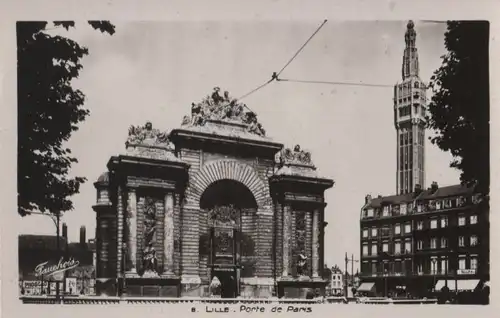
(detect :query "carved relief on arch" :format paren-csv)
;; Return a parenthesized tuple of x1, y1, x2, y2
(186, 160, 267, 208)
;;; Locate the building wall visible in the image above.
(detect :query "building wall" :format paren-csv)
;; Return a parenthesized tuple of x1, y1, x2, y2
(359, 192, 489, 297)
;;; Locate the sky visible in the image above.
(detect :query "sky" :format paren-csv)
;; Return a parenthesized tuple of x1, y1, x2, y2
(18, 20, 459, 271)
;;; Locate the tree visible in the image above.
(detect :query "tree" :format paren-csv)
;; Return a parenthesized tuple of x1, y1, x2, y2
(426, 21, 489, 195)
(17, 21, 115, 216)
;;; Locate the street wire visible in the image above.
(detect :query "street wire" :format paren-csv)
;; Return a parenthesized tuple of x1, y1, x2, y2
(276, 19, 328, 77)
(276, 78, 394, 88)
(234, 19, 329, 112)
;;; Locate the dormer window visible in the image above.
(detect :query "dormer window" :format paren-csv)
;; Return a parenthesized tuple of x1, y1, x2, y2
(367, 209, 374, 218)
(400, 203, 407, 215)
(383, 206, 389, 217)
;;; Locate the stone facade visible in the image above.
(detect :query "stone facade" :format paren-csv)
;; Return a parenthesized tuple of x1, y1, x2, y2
(92, 88, 334, 298)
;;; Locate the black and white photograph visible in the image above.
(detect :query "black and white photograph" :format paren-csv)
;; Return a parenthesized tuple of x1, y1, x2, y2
(1, 0, 496, 315)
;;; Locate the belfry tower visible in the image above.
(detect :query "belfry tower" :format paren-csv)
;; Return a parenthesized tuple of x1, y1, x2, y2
(394, 20, 427, 194)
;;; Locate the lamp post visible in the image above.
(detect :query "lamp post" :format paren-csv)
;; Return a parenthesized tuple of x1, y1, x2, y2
(29, 211, 63, 302)
(344, 253, 359, 297)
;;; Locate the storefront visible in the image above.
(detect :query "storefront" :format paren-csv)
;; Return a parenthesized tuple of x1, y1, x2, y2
(19, 234, 96, 297)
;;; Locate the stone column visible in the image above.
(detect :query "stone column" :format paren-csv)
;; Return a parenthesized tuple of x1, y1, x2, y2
(163, 192, 174, 275)
(126, 188, 137, 274)
(312, 209, 320, 278)
(117, 186, 124, 277)
(282, 204, 292, 277)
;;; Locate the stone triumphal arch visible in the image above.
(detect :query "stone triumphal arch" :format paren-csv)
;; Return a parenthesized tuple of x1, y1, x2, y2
(92, 88, 334, 298)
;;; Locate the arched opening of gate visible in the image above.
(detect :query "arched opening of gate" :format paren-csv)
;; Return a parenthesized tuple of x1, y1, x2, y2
(199, 179, 257, 298)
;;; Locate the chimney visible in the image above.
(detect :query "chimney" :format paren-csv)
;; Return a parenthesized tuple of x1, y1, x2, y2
(80, 226, 86, 245)
(365, 194, 372, 204)
(62, 223, 68, 239)
(414, 184, 422, 196)
(431, 181, 439, 193)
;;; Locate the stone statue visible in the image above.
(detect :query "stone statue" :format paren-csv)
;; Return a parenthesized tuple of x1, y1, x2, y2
(142, 242, 158, 277)
(279, 144, 314, 166)
(126, 121, 173, 148)
(211, 87, 224, 105)
(297, 254, 308, 276)
(178, 88, 267, 136)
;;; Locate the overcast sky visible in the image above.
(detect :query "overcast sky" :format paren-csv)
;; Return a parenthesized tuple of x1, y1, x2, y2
(18, 20, 459, 270)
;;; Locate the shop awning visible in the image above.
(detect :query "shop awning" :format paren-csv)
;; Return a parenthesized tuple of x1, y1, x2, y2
(435, 279, 480, 291)
(357, 282, 375, 292)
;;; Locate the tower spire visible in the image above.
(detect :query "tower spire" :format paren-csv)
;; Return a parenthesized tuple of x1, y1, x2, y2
(402, 20, 419, 80)
(394, 20, 427, 195)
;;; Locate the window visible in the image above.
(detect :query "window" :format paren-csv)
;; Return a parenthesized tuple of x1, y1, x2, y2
(430, 238, 437, 249)
(416, 262, 423, 274)
(430, 219, 438, 229)
(441, 216, 448, 228)
(363, 229, 368, 238)
(383, 206, 389, 217)
(470, 257, 478, 270)
(371, 228, 378, 237)
(367, 209, 374, 217)
(400, 203, 407, 215)
(458, 236, 465, 247)
(417, 240, 423, 250)
(362, 244, 368, 256)
(417, 221, 424, 230)
(441, 237, 448, 248)
(383, 242, 389, 253)
(372, 263, 377, 275)
(457, 197, 466, 207)
(470, 235, 478, 246)
(470, 215, 478, 224)
(405, 241, 412, 253)
(430, 258, 438, 274)
(394, 224, 401, 235)
(459, 258, 466, 270)
(443, 199, 452, 209)
(458, 216, 466, 226)
(417, 204, 422, 213)
(436, 200, 441, 210)
(441, 258, 448, 274)
(404, 223, 412, 233)
(371, 244, 377, 256)
(394, 242, 401, 254)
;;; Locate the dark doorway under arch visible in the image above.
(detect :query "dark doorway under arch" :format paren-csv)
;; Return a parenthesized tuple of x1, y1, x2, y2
(200, 179, 257, 210)
(200, 179, 258, 298)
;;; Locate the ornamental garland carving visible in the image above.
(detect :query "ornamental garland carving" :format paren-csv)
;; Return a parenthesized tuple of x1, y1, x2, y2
(180, 87, 266, 137)
(279, 144, 314, 167)
(208, 205, 239, 227)
(142, 197, 159, 276)
(126, 121, 173, 148)
(295, 211, 308, 276)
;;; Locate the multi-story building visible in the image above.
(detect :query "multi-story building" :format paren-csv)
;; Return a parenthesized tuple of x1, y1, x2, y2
(358, 183, 489, 297)
(330, 266, 343, 296)
(356, 21, 490, 299)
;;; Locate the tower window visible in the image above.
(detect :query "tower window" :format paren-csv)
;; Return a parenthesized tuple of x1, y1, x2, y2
(414, 82, 419, 88)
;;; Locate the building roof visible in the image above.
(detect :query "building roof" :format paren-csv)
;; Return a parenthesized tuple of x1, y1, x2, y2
(19, 235, 67, 251)
(418, 183, 475, 200)
(367, 192, 417, 208)
(364, 183, 476, 209)
(95, 171, 109, 185)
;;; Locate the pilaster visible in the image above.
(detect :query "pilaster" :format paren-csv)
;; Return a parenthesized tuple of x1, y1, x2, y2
(163, 192, 175, 276)
(126, 188, 138, 276)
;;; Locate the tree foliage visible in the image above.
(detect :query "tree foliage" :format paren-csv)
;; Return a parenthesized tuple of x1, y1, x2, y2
(17, 21, 115, 216)
(427, 21, 490, 194)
